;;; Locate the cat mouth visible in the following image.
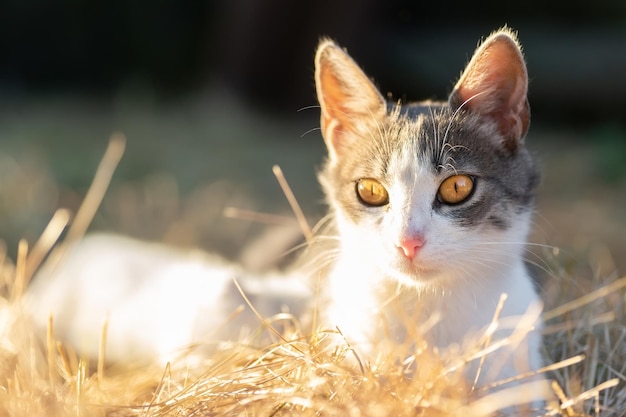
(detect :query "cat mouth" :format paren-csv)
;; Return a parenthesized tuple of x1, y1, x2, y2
(390, 256, 441, 284)
(408, 266, 440, 282)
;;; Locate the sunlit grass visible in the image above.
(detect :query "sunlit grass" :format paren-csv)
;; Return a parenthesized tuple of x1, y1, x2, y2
(0, 134, 624, 416)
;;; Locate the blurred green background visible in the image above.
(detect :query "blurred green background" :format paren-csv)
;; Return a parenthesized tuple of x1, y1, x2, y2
(0, 0, 625, 275)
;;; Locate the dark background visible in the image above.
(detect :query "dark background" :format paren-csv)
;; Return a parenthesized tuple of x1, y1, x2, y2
(2, 1, 626, 120)
(0, 0, 625, 274)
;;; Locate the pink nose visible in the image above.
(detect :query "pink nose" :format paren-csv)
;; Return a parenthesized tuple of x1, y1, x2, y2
(397, 237, 425, 259)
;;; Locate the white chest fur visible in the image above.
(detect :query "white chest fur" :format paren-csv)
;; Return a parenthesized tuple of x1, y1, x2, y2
(322, 236, 544, 383)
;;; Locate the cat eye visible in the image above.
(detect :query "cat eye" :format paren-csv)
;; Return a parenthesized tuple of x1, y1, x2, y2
(356, 178, 389, 207)
(438, 175, 474, 205)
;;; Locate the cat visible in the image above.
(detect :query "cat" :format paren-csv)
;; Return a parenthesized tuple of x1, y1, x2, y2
(25, 27, 548, 402)
(313, 28, 545, 387)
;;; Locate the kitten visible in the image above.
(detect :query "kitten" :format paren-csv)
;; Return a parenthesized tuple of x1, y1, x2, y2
(312, 28, 545, 386)
(25, 28, 546, 397)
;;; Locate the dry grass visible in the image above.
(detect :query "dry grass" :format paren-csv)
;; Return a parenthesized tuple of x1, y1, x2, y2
(0, 136, 625, 416)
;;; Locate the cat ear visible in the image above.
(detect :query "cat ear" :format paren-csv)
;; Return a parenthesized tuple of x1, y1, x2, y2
(450, 29, 530, 152)
(315, 39, 386, 161)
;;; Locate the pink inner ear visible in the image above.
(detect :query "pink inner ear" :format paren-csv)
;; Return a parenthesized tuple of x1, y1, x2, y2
(315, 42, 387, 160)
(454, 35, 530, 148)
(322, 117, 346, 159)
(458, 60, 524, 113)
(318, 64, 352, 158)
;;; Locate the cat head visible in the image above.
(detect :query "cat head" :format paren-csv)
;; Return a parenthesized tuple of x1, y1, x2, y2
(314, 29, 539, 288)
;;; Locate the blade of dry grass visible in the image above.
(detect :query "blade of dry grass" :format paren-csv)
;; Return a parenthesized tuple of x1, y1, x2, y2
(543, 276, 626, 321)
(222, 206, 297, 226)
(272, 164, 313, 243)
(65, 133, 126, 244)
(24, 208, 71, 282)
(10, 239, 28, 302)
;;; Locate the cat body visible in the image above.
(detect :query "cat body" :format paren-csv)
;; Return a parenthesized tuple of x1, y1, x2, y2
(26, 28, 545, 394)
(28, 234, 311, 363)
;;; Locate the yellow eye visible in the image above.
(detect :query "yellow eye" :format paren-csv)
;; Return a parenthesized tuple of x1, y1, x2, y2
(438, 175, 474, 205)
(356, 178, 389, 206)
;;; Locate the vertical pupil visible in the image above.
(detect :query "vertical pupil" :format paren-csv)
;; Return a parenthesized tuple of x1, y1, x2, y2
(438, 175, 474, 205)
(357, 179, 388, 206)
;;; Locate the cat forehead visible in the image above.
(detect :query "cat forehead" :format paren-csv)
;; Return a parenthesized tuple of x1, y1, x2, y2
(386, 144, 440, 206)
(378, 106, 487, 174)
(337, 101, 511, 186)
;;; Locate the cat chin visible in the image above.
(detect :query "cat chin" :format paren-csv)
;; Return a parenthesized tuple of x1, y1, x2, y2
(386, 261, 447, 289)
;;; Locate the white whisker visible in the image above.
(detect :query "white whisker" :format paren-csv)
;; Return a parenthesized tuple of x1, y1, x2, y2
(297, 104, 321, 112)
(300, 126, 321, 138)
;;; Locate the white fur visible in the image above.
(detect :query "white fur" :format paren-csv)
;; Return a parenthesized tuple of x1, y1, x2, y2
(321, 157, 544, 384)
(25, 234, 311, 364)
(311, 32, 545, 392)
